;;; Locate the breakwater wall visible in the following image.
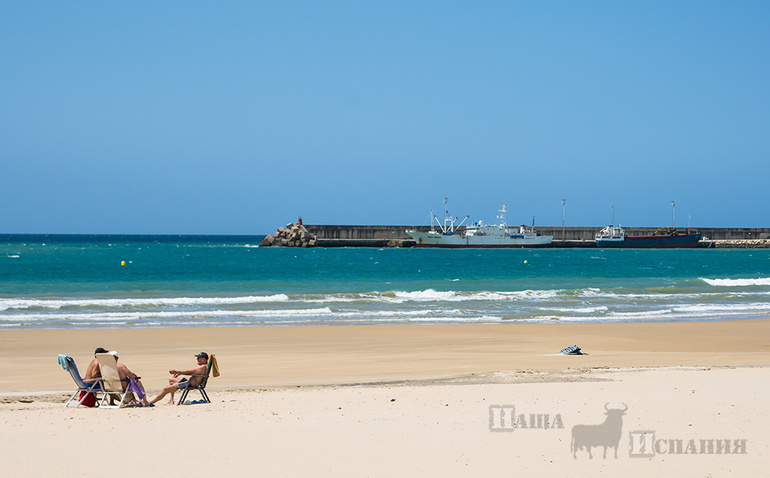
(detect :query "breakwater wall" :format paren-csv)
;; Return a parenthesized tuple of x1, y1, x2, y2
(300, 225, 770, 248)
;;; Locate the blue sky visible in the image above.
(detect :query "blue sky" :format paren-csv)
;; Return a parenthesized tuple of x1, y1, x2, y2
(2, 2, 769, 234)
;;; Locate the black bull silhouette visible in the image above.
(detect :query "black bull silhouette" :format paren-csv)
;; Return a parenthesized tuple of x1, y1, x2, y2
(571, 403, 628, 459)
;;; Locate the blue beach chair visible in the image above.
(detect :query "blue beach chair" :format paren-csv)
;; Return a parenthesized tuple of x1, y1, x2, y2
(58, 354, 102, 407)
(560, 345, 586, 355)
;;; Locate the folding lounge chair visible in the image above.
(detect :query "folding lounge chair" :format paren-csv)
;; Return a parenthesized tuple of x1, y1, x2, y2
(177, 354, 218, 405)
(58, 354, 102, 408)
(560, 345, 586, 355)
(95, 353, 133, 409)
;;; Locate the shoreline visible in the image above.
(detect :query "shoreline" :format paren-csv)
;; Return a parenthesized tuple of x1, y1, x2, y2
(1, 312, 766, 331)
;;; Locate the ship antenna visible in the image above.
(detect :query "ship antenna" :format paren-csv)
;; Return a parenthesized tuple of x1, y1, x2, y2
(611, 205, 614, 226)
(497, 201, 507, 227)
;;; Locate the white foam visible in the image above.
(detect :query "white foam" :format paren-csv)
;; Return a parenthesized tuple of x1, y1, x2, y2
(701, 278, 770, 287)
(546, 306, 610, 314)
(0, 307, 335, 324)
(577, 288, 604, 297)
(394, 289, 459, 301)
(672, 303, 770, 314)
(0, 294, 290, 311)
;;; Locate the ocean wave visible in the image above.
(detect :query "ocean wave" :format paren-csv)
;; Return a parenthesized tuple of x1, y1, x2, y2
(394, 289, 460, 301)
(405, 315, 503, 323)
(672, 302, 770, 314)
(6, 286, 768, 314)
(537, 301, 770, 324)
(309, 289, 543, 303)
(0, 294, 290, 311)
(577, 288, 604, 297)
(388, 289, 562, 302)
(545, 306, 610, 314)
(701, 278, 770, 287)
(0, 307, 334, 324)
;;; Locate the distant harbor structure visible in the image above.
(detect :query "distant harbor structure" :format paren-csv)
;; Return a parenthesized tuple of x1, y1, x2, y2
(261, 221, 770, 248)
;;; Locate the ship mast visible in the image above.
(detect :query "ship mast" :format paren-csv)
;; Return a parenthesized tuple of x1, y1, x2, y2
(497, 201, 508, 228)
(432, 198, 468, 234)
(444, 197, 450, 233)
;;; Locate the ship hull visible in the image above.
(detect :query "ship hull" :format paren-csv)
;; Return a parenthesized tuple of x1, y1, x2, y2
(407, 231, 553, 248)
(596, 232, 702, 248)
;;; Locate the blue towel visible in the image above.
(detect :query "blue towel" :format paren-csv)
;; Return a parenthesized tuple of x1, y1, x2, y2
(58, 354, 70, 371)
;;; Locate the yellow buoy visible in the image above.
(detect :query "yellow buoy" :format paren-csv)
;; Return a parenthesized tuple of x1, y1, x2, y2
(121, 261, 126, 266)
(524, 260, 528, 264)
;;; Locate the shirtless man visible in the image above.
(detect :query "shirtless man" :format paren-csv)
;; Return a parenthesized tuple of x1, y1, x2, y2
(149, 352, 209, 405)
(80, 347, 108, 407)
(108, 351, 152, 407)
(84, 347, 108, 384)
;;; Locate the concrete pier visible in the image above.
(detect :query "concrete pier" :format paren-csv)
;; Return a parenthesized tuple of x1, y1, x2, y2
(301, 224, 770, 248)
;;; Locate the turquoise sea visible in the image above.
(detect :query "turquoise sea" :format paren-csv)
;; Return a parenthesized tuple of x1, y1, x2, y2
(1, 234, 769, 329)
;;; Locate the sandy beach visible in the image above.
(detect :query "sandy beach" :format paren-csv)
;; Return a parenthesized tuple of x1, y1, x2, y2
(2, 319, 769, 476)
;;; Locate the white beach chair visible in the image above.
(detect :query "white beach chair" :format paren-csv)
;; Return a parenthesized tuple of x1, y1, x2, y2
(95, 353, 132, 408)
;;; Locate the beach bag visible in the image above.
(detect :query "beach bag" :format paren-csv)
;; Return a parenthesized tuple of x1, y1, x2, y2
(78, 390, 97, 407)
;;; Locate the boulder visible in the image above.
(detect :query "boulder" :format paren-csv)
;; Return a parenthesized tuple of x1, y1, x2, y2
(259, 234, 276, 247)
(262, 221, 318, 247)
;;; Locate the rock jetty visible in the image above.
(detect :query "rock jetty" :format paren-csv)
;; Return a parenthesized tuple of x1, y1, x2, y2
(712, 239, 770, 248)
(260, 220, 317, 248)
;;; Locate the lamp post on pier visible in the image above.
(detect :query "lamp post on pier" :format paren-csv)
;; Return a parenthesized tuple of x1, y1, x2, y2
(672, 200, 676, 229)
(561, 199, 566, 240)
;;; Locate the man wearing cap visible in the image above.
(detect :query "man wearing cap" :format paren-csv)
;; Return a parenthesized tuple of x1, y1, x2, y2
(148, 352, 209, 405)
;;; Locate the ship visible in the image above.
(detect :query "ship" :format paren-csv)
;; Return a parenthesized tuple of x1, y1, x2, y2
(595, 225, 702, 248)
(595, 204, 702, 248)
(406, 199, 553, 248)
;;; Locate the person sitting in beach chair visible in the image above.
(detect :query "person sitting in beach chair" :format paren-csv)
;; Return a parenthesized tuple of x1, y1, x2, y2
(97, 351, 152, 407)
(149, 352, 209, 405)
(84, 347, 108, 383)
(74, 346, 109, 407)
(58, 354, 103, 408)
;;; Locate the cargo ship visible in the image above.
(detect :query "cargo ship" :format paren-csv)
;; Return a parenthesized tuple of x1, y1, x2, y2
(595, 225, 702, 248)
(595, 204, 702, 248)
(406, 199, 553, 248)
